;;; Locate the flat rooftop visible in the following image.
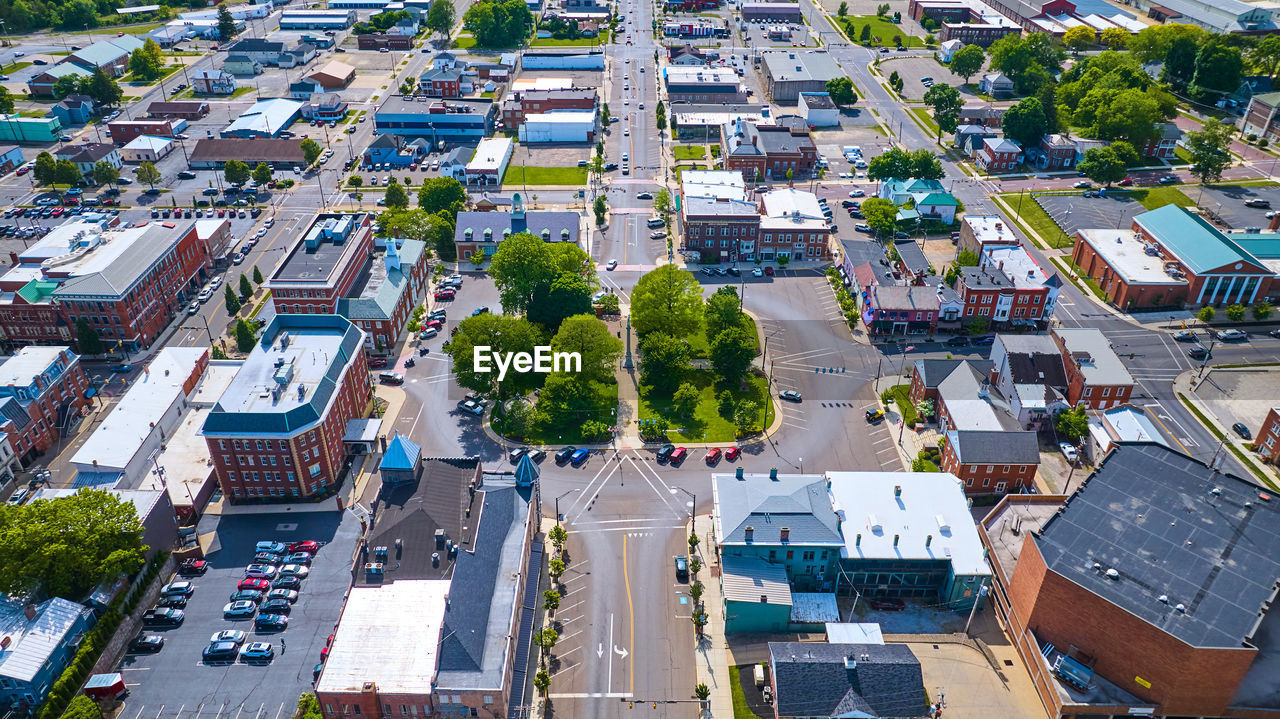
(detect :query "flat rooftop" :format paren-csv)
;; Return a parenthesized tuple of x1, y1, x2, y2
(3, 218, 144, 286)
(316, 580, 450, 695)
(0, 347, 68, 388)
(827, 471, 991, 577)
(137, 404, 217, 510)
(964, 214, 1018, 246)
(980, 496, 1061, 579)
(271, 213, 370, 285)
(1077, 229, 1187, 286)
(1038, 442, 1280, 649)
(467, 137, 512, 173)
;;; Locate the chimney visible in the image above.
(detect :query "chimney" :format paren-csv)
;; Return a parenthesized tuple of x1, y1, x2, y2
(780, 527, 790, 542)
(745, 526, 754, 542)
(894, 484, 902, 497)
(23, 604, 36, 621)
(769, 468, 778, 480)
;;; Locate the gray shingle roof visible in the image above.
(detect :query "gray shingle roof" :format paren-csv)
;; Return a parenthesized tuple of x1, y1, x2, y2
(454, 211, 580, 245)
(947, 429, 1040, 464)
(712, 473, 843, 546)
(913, 359, 993, 390)
(769, 642, 929, 718)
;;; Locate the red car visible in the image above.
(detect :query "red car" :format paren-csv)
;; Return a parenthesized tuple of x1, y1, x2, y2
(434, 289, 455, 301)
(288, 540, 319, 553)
(705, 448, 722, 464)
(367, 357, 388, 369)
(238, 578, 271, 591)
(1117, 177, 1134, 187)
(724, 447, 740, 461)
(425, 318, 444, 330)
(668, 447, 688, 464)
(764, 266, 775, 276)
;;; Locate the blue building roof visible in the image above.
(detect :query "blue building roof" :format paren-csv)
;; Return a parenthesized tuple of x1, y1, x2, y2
(513, 453, 539, 486)
(1134, 205, 1265, 274)
(380, 434, 420, 471)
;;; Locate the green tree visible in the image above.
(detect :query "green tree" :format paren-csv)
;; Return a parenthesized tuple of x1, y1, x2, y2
(252, 162, 273, 186)
(61, 696, 103, 719)
(924, 83, 962, 140)
(1055, 405, 1088, 442)
(1001, 96, 1048, 148)
(550, 314, 622, 382)
(866, 147, 943, 181)
(534, 627, 559, 659)
(988, 32, 1064, 94)
(631, 265, 704, 337)
(672, 382, 700, 416)
(417, 177, 467, 218)
(1036, 83, 1060, 134)
(224, 159, 251, 186)
(1254, 302, 1274, 320)
(446, 313, 546, 397)
(135, 161, 161, 189)
(75, 317, 103, 355)
(52, 74, 81, 100)
(543, 588, 561, 613)
(427, 0, 457, 38)
(0, 489, 146, 599)
(86, 67, 123, 107)
(218, 4, 238, 41)
(837, 0, 847, 15)
(593, 195, 607, 225)
(534, 670, 551, 697)
(1190, 38, 1243, 104)
(128, 47, 163, 82)
(253, 266, 264, 285)
(655, 101, 666, 132)
(1110, 140, 1141, 168)
(224, 284, 241, 314)
(860, 197, 898, 238)
(489, 233, 575, 314)
(1078, 146, 1126, 186)
(60, 0, 97, 29)
(825, 77, 856, 106)
(653, 188, 672, 219)
(601, 102, 610, 125)
(239, 273, 253, 299)
(1101, 26, 1128, 50)
(734, 400, 760, 434)
(1162, 35, 1200, 92)
(1184, 120, 1234, 184)
(300, 139, 323, 166)
(1225, 303, 1246, 321)
(296, 694, 322, 719)
(53, 159, 82, 186)
(705, 287, 746, 341)
(234, 319, 255, 352)
(948, 44, 985, 85)
(639, 331, 691, 392)
(1130, 23, 1207, 64)
(1063, 25, 1093, 54)
(463, 0, 533, 47)
(859, 24, 871, 43)
(956, 249, 980, 266)
(385, 179, 409, 209)
(33, 152, 56, 186)
(91, 160, 119, 187)
(710, 326, 755, 385)
(717, 389, 735, 416)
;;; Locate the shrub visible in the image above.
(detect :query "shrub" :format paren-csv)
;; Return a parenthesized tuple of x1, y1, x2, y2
(1198, 305, 1216, 322)
(1225, 303, 1246, 321)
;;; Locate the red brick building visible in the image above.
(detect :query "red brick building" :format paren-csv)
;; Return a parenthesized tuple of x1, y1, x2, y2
(983, 443, 1280, 719)
(357, 33, 413, 51)
(501, 89, 596, 127)
(975, 136, 1021, 171)
(203, 314, 371, 502)
(1051, 327, 1134, 409)
(723, 122, 818, 181)
(1257, 407, 1280, 463)
(940, 429, 1039, 494)
(1036, 134, 1078, 170)
(0, 218, 221, 354)
(106, 120, 178, 144)
(681, 195, 760, 262)
(0, 346, 89, 466)
(956, 245, 1059, 329)
(418, 66, 463, 98)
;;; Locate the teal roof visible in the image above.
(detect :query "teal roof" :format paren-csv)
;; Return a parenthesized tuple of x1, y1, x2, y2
(881, 178, 945, 196)
(895, 208, 921, 222)
(1134, 205, 1265, 274)
(514, 453, 539, 486)
(917, 192, 959, 206)
(335, 240, 426, 321)
(380, 434, 420, 471)
(1230, 235, 1280, 260)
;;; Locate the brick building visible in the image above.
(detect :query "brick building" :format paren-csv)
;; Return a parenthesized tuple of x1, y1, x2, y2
(146, 101, 210, 119)
(861, 285, 939, 336)
(106, 120, 179, 144)
(500, 89, 596, 127)
(975, 136, 1021, 171)
(664, 66, 746, 104)
(909, 0, 1022, 45)
(1257, 406, 1280, 463)
(0, 346, 89, 466)
(266, 213, 376, 316)
(956, 244, 1060, 329)
(1051, 327, 1135, 409)
(202, 314, 371, 502)
(418, 66, 463, 97)
(722, 120, 818, 181)
(1036, 133, 1078, 169)
(982, 443, 1280, 719)
(681, 195, 759, 262)
(0, 218, 220, 353)
(940, 428, 1039, 494)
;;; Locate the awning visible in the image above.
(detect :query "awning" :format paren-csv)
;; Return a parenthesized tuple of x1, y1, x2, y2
(343, 418, 382, 444)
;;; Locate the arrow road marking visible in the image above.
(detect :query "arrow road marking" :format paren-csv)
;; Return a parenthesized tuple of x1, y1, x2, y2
(614, 645, 629, 659)
(597, 644, 604, 659)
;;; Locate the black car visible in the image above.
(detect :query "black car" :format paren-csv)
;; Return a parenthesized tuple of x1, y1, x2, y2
(674, 555, 688, 581)
(868, 598, 906, 611)
(254, 551, 283, 564)
(142, 608, 184, 627)
(272, 576, 302, 590)
(726, 266, 741, 276)
(129, 634, 165, 653)
(203, 641, 239, 662)
(945, 336, 970, 347)
(529, 449, 547, 463)
(604, 162, 619, 171)
(157, 595, 187, 608)
(260, 599, 292, 615)
(255, 613, 288, 631)
(656, 444, 676, 462)
(1245, 198, 1272, 208)
(971, 336, 995, 346)
(1188, 346, 1212, 360)
(1232, 422, 1253, 440)
(555, 447, 577, 464)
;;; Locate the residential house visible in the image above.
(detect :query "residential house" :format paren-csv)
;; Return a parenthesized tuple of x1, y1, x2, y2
(941, 429, 1040, 494)
(978, 72, 1013, 97)
(722, 120, 818, 181)
(301, 93, 348, 122)
(0, 146, 23, 175)
(1051, 326, 1135, 409)
(976, 136, 1021, 171)
(1140, 122, 1183, 159)
(668, 44, 708, 65)
(861, 285, 939, 336)
(908, 358, 993, 408)
(26, 65, 91, 98)
(192, 69, 237, 95)
(958, 104, 1005, 128)
(419, 66, 464, 98)
(0, 597, 95, 713)
(954, 123, 997, 153)
(768, 643, 930, 719)
(276, 43, 317, 69)
(53, 143, 122, 181)
(290, 78, 326, 99)
(438, 146, 472, 180)
(223, 55, 264, 76)
(1242, 90, 1280, 142)
(50, 95, 94, 126)
(1036, 133, 1077, 169)
(939, 38, 964, 61)
(987, 333, 1069, 428)
(877, 177, 960, 224)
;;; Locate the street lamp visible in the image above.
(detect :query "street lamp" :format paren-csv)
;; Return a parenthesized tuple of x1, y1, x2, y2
(674, 486, 695, 520)
(555, 488, 580, 526)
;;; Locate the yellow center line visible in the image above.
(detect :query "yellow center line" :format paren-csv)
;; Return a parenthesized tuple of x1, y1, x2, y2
(623, 532, 635, 694)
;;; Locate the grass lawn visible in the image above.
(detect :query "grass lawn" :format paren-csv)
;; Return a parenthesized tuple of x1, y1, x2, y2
(638, 371, 772, 443)
(730, 666, 763, 719)
(839, 16, 923, 47)
(530, 35, 602, 46)
(1049, 256, 1107, 302)
(1172, 146, 1194, 166)
(1128, 186, 1195, 211)
(510, 380, 620, 445)
(122, 64, 183, 85)
(68, 21, 167, 34)
(995, 191, 1077, 249)
(173, 86, 257, 100)
(501, 165, 588, 185)
(2, 61, 31, 73)
(908, 107, 939, 137)
(674, 165, 710, 180)
(673, 144, 706, 161)
(884, 384, 917, 425)
(17, 110, 46, 118)
(452, 34, 478, 49)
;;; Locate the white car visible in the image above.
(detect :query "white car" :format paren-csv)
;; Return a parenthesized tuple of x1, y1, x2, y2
(198, 288, 213, 303)
(187, 300, 200, 315)
(1216, 329, 1249, 341)
(223, 601, 257, 619)
(848, 190, 865, 198)
(1059, 442, 1079, 463)
(211, 630, 247, 644)
(752, 267, 763, 277)
(240, 642, 274, 661)
(256, 228, 267, 237)
(244, 564, 278, 578)
(209, 276, 223, 290)
(278, 564, 309, 578)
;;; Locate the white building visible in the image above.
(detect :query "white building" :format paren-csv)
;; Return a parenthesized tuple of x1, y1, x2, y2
(798, 92, 839, 127)
(681, 170, 745, 201)
(464, 137, 514, 186)
(517, 111, 596, 143)
(121, 135, 175, 163)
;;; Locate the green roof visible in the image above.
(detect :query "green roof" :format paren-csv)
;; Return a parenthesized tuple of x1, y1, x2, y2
(1134, 205, 1264, 274)
(1230, 235, 1280, 260)
(917, 192, 959, 206)
(16, 279, 58, 305)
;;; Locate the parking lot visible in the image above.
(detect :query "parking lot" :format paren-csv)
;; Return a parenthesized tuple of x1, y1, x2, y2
(1194, 368, 1277, 440)
(117, 510, 359, 719)
(1035, 191, 1146, 237)
(812, 125, 889, 178)
(881, 55, 956, 101)
(740, 21, 813, 49)
(1196, 183, 1280, 229)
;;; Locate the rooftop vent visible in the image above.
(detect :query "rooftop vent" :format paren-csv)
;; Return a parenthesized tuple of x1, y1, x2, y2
(1158, 595, 1168, 603)
(1105, 568, 1120, 580)
(1176, 603, 1186, 612)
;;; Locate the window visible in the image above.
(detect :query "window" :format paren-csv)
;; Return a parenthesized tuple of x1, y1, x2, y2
(786, 550, 794, 559)
(983, 477, 990, 487)
(768, 550, 776, 560)
(1084, 387, 1093, 397)
(219, 440, 226, 450)
(1102, 387, 1111, 397)
(309, 463, 321, 478)
(1003, 465, 1010, 473)
(1019, 465, 1027, 473)
(996, 481, 1006, 493)
(986, 465, 994, 472)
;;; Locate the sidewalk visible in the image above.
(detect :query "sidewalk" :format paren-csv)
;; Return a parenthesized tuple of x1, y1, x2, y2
(689, 512, 730, 719)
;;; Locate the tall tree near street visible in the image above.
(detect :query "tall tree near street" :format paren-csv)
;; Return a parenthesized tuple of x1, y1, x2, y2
(1100, 27, 1128, 50)
(75, 318, 103, 355)
(866, 147, 943, 181)
(135, 161, 161, 189)
(252, 162, 273, 186)
(825, 77, 856, 105)
(1077, 146, 1127, 186)
(87, 67, 123, 107)
(1062, 25, 1093, 54)
(91, 160, 119, 187)
(128, 45, 163, 82)
(301, 139, 323, 166)
(709, 326, 755, 386)
(630, 265, 704, 337)
(218, 5, 238, 41)
(487, 232, 558, 314)
(1184, 120, 1234, 184)
(33, 152, 55, 186)
(638, 331, 691, 392)
(1036, 83, 1060, 134)
(224, 284, 241, 314)
(1250, 35, 1280, 78)
(445, 313, 545, 397)
(234, 319, 256, 352)
(417, 177, 466, 218)
(1001, 96, 1048, 148)
(923, 83, 961, 140)
(550, 314, 622, 382)
(426, 0, 456, 39)
(947, 44, 984, 85)
(224, 160, 251, 186)
(53, 159, 81, 186)
(1161, 35, 1199, 92)
(860, 197, 897, 238)
(1190, 39, 1244, 104)
(385, 178, 409, 209)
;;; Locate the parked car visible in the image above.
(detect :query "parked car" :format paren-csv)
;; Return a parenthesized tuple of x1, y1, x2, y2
(1059, 442, 1079, 463)
(255, 614, 288, 631)
(244, 564, 278, 579)
(178, 559, 208, 576)
(1216, 329, 1249, 341)
(211, 630, 247, 645)
(569, 448, 590, 466)
(667, 447, 687, 464)
(203, 641, 240, 662)
(865, 409, 885, 423)
(272, 576, 302, 590)
(279, 564, 309, 578)
(240, 642, 275, 661)
(161, 581, 194, 597)
(229, 590, 264, 604)
(261, 599, 293, 615)
(1232, 422, 1253, 440)
(266, 589, 299, 603)
(223, 601, 257, 619)
(142, 608, 184, 626)
(779, 390, 802, 402)
(129, 634, 165, 653)
(1188, 346, 1212, 360)
(237, 578, 271, 592)
(674, 555, 688, 581)
(1245, 198, 1272, 208)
